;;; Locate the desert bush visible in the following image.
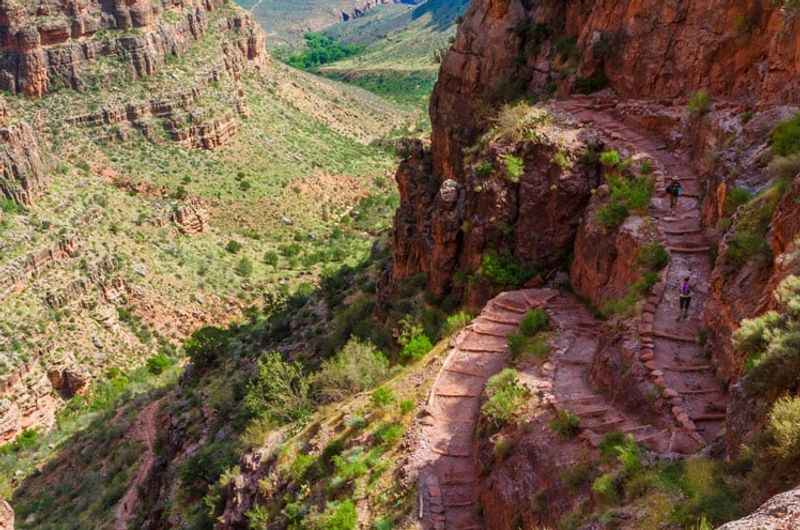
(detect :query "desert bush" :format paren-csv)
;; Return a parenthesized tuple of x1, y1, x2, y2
(550, 409, 581, 439)
(314, 339, 389, 402)
(597, 202, 629, 229)
(475, 160, 494, 177)
(374, 422, 404, 446)
(481, 368, 529, 427)
(480, 251, 535, 287)
(768, 396, 800, 462)
(263, 250, 279, 267)
(236, 256, 253, 277)
(599, 149, 622, 167)
(244, 352, 312, 424)
(724, 180, 786, 267)
(592, 472, 619, 504)
(443, 311, 473, 336)
(311, 499, 357, 530)
(489, 102, 551, 143)
(225, 240, 242, 254)
(771, 112, 800, 156)
(371, 386, 395, 408)
(724, 186, 754, 216)
(184, 326, 230, 371)
(502, 154, 525, 182)
(688, 90, 712, 115)
(146, 352, 175, 375)
(400, 333, 433, 361)
(768, 154, 800, 179)
(637, 242, 669, 271)
(520, 308, 549, 336)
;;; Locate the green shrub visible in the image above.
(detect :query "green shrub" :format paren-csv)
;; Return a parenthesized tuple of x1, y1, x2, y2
(608, 173, 653, 211)
(771, 113, 800, 156)
(374, 518, 393, 530)
(314, 339, 389, 402)
(400, 333, 433, 361)
(519, 308, 549, 336)
(399, 399, 415, 415)
(225, 240, 242, 254)
(768, 396, 800, 462)
(637, 242, 669, 271)
(488, 101, 552, 144)
(724, 187, 753, 216)
(561, 461, 596, 490)
(0, 198, 24, 214)
(502, 154, 525, 182)
(599, 149, 622, 167)
(475, 160, 494, 177)
(371, 387, 395, 408)
(443, 311, 473, 336)
(146, 352, 175, 375)
(263, 251, 279, 267)
(480, 251, 534, 287)
(244, 352, 312, 424)
(597, 202, 629, 229)
(374, 422, 404, 446)
(312, 499, 357, 530)
(184, 326, 230, 370)
(550, 409, 581, 439)
(592, 472, 619, 504)
(289, 453, 316, 481)
(768, 154, 800, 180)
(236, 257, 253, 277)
(481, 368, 529, 427)
(688, 90, 712, 115)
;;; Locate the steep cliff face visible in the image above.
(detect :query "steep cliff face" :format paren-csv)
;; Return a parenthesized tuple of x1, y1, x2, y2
(0, 122, 48, 206)
(389, 0, 800, 304)
(0, 0, 259, 98)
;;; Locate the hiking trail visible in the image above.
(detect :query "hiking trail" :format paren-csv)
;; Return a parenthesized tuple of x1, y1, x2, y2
(115, 398, 163, 530)
(415, 97, 728, 529)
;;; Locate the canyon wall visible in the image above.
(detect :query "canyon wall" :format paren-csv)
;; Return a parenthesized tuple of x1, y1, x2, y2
(0, 121, 48, 206)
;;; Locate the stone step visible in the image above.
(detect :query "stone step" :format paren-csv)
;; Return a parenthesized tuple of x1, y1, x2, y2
(663, 228, 703, 236)
(458, 345, 507, 354)
(653, 331, 698, 343)
(584, 417, 626, 432)
(470, 326, 511, 338)
(663, 364, 714, 372)
(574, 406, 610, 418)
(667, 246, 711, 254)
(692, 413, 727, 422)
(491, 299, 529, 315)
(478, 314, 522, 326)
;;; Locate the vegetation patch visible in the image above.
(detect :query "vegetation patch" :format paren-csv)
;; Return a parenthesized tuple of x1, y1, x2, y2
(286, 33, 363, 70)
(481, 368, 529, 428)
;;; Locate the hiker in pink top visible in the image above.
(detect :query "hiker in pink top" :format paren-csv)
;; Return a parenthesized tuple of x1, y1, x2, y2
(678, 276, 693, 320)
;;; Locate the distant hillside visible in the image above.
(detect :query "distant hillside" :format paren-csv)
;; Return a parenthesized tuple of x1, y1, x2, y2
(319, 0, 469, 108)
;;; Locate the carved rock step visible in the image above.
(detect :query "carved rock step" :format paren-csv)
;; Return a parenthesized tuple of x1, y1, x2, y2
(691, 413, 727, 422)
(663, 364, 714, 372)
(680, 388, 724, 396)
(476, 313, 522, 326)
(667, 246, 711, 254)
(651, 331, 698, 343)
(491, 299, 529, 315)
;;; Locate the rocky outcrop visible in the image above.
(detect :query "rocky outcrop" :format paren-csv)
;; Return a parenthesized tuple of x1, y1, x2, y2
(389, 111, 601, 306)
(716, 484, 800, 530)
(0, 236, 81, 303)
(0, 122, 48, 205)
(431, 0, 799, 183)
(0, 0, 254, 97)
(704, 175, 800, 383)
(571, 204, 651, 308)
(0, 499, 12, 530)
(0, 358, 60, 443)
(171, 198, 208, 234)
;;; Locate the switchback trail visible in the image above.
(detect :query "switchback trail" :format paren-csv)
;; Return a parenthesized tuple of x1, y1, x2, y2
(115, 398, 163, 530)
(557, 97, 728, 444)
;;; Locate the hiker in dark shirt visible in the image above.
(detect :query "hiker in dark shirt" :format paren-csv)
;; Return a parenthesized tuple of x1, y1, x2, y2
(678, 276, 693, 320)
(666, 178, 683, 210)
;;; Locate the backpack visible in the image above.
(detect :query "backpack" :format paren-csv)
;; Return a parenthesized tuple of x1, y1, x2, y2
(681, 282, 691, 296)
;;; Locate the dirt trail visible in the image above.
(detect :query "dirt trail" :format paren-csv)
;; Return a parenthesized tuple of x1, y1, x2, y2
(557, 98, 728, 444)
(115, 398, 163, 530)
(416, 289, 677, 529)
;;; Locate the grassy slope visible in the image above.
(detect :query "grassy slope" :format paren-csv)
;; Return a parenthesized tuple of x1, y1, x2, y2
(319, 0, 469, 109)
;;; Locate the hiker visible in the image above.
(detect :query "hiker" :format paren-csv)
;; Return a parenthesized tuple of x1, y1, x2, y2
(678, 276, 693, 320)
(666, 178, 683, 210)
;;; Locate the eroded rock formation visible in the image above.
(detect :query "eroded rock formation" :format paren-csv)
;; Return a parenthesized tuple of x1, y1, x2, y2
(716, 484, 800, 530)
(0, 499, 12, 530)
(0, 122, 48, 205)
